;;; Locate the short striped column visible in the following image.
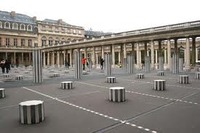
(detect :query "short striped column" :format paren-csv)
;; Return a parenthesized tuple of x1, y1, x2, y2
(153, 80, 166, 91)
(157, 71, 164, 76)
(15, 75, 23, 80)
(106, 77, 116, 83)
(53, 73, 60, 77)
(179, 75, 189, 84)
(109, 87, 125, 102)
(3, 74, 9, 78)
(60, 81, 73, 89)
(19, 100, 45, 124)
(195, 72, 200, 79)
(0, 88, 5, 98)
(136, 73, 144, 79)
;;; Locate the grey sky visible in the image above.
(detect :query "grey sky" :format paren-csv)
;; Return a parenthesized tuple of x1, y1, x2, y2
(1, 0, 200, 33)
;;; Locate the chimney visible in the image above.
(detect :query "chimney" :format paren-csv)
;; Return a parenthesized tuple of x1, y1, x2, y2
(10, 11, 16, 17)
(32, 16, 37, 21)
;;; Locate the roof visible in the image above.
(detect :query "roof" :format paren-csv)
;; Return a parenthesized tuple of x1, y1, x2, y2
(0, 10, 36, 25)
(42, 19, 70, 26)
(85, 30, 112, 37)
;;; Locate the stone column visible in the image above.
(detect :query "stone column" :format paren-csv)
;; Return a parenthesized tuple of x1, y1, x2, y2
(92, 47, 95, 68)
(127, 43, 135, 74)
(70, 49, 73, 67)
(191, 37, 196, 67)
(144, 42, 150, 72)
(14, 52, 16, 65)
(43, 52, 46, 67)
(167, 40, 171, 70)
(52, 51, 55, 67)
(185, 38, 190, 69)
(158, 40, 164, 71)
(105, 53, 112, 76)
(151, 41, 155, 69)
(123, 43, 127, 70)
(136, 43, 141, 69)
(164, 49, 167, 64)
(57, 51, 60, 67)
(112, 44, 115, 68)
(21, 53, 24, 65)
(179, 58, 183, 72)
(32, 48, 43, 83)
(63, 50, 66, 67)
(74, 49, 82, 79)
(47, 52, 50, 66)
(172, 39, 179, 74)
(101, 46, 104, 59)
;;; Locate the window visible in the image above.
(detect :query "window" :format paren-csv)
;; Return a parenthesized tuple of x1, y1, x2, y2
(27, 25, 32, 31)
(41, 36, 46, 46)
(20, 24, 25, 30)
(14, 38, 17, 46)
(28, 39, 32, 47)
(61, 38, 65, 44)
(0, 21, 2, 28)
(21, 39, 25, 46)
(12, 23, 18, 30)
(4, 22, 10, 29)
(48, 37, 53, 46)
(55, 37, 59, 45)
(6, 38, 10, 46)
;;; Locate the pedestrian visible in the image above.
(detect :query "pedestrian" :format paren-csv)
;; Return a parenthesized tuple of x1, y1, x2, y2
(0, 59, 5, 73)
(5, 59, 11, 73)
(82, 57, 87, 70)
(100, 58, 104, 70)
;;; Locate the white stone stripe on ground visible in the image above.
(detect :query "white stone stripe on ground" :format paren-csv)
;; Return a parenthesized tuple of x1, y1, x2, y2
(22, 87, 158, 133)
(126, 90, 199, 105)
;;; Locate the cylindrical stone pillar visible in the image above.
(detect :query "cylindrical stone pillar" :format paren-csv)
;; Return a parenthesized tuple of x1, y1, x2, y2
(157, 71, 164, 76)
(109, 87, 125, 102)
(15, 75, 23, 80)
(33, 49, 43, 83)
(74, 49, 82, 79)
(153, 80, 166, 91)
(19, 100, 45, 124)
(179, 75, 189, 84)
(106, 77, 116, 83)
(145, 56, 150, 72)
(60, 81, 73, 89)
(179, 58, 183, 72)
(127, 54, 134, 74)
(136, 73, 144, 79)
(105, 53, 112, 76)
(159, 56, 164, 71)
(195, 72, 200, 79)
(0, 88, 5, 98)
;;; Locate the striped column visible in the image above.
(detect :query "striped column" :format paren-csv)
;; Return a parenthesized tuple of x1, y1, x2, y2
(136, 73, 144, 79)
(33, 49, 43, 83)
(15, 75, 23, 80)
(159, 56, 164, 71)
(3, 74, 9, 78)
(127, 53, 135, 74)
(195, 72, 200, 79)
(19, 100, 45, 124)
(60, 81, 73, 89)
(105, 53, 112, 76)
(179, 58, 183, 72)
(157, 71, 164, 76)
(179, 75, 189, 84)
(0, 88, 5, 98)
(74, 49, 82, 79)
(106, 77, 116, 83)
(153, 80, 166, 91)
(109, 87, 125, 102)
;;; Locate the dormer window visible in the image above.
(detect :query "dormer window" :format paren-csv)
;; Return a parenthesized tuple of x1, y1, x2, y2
(20, 24, 26, 30)
(12, 23, 18, 30)
(27, 25, 32, 31)
(4, 22, 10, 29)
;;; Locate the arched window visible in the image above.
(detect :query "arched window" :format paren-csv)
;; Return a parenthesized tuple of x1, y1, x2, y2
(61, 38, 65, 44)
(4, 22, 10, 29)
(48, 37, 53, 46)
(28, 39, 32, 47)
(41, 36, 46, 46)
(0, 21, 2, 28)
(20, 24, 25, 30)
(12, 23, 18, 30)
(27, 25, 32, 31)
(55, 37, 60, 45)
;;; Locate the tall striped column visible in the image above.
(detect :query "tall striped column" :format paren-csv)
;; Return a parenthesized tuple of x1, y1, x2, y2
(159, 56, 164, 71)
(74, 49, 82, 79)
(172, 39, 179, 74)
(105, 53, 112, 76)
(127, 53, 135, 74)
(32, 49, 43, 83)
(145, 56, 150, 72)
(179, 58, 183, 72)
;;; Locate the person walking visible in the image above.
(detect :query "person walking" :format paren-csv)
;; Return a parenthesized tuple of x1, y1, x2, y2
(82, 57, 86, 70)
(100, 58, 104, 70)
(5, 59, 11, 73)
(0, 59, 5, 73)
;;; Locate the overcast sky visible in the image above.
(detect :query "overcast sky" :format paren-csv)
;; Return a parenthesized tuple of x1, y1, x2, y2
(1, 0, 200, 33)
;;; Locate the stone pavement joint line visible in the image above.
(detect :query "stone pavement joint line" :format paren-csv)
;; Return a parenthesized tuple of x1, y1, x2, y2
(22, 87, 158, 133)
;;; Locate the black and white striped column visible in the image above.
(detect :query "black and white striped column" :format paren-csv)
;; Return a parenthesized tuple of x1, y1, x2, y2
(109, 87, 125, 102)
(0, 88, 5, 98)
(179, 75, 189, 84)
(33, 49, 43, 83)
(3, 74, 9, 78)
(127, 54, 135, 74)
(157, 71, 164, 76)
(19, 100, 45, 124)
(106, 77, 116, 83)
(60, 81, 73, 89)
(153, 80, 166, 91)
(145, 56, 150, 72)
(74, 49, 82, 79)
(179, 58, 183, 72)
(195, 72, 200, 79)
(136, 73, 144, 79)
(15, 75, 23, 80)
(105, 53, 112, 76)
(172, 54, 179, 74)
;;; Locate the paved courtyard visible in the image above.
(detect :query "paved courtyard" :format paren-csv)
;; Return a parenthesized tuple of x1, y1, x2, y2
(0, 67, 200, 133)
